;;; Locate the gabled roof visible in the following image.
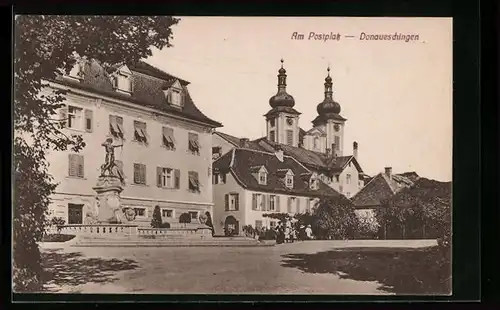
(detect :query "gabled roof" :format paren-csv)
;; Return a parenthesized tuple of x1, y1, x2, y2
(52, 60, 221, 128)
(213, 131, 262, 149)
(213, 148, 343, 198)
(351, 171, 420, 208)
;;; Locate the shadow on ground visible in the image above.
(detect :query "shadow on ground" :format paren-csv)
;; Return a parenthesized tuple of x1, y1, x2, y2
(41, 249, 139, 292)
(281, 246, 451, 295)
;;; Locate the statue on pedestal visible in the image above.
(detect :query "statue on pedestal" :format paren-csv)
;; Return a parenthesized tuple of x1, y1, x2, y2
(93, 137, 128, 224)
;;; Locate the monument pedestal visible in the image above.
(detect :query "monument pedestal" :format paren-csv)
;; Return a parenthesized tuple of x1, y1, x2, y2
(92, 176, 125, 224)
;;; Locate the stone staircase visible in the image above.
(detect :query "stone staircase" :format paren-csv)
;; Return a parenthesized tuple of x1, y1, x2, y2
(71, 235, 274, 247)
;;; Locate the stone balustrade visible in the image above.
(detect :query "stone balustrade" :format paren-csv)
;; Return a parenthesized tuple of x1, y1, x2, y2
(58, 224, 138, 237)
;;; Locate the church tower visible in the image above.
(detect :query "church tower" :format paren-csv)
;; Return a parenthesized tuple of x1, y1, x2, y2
(265, 59, 301, 147)
(311, 67, 347, 156)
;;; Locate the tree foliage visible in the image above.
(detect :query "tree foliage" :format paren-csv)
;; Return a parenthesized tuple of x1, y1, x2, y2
(13, 15, 179, 292)
(313, 196, 358, 240)
(150, 205, 163, 228)
(179, 213, 191, 225)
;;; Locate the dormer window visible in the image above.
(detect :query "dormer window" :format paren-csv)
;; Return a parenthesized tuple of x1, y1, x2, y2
(259, 171, 267, 185)
(164, 79, 184, 109)
(310, 176, 319, 190)
(66, 60, 85, 82)
(111, 66, 133, 95)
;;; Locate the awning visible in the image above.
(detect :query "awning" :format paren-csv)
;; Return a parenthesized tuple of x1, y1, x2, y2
(163, 127, 175, 145)
(116, 121, 124, 134)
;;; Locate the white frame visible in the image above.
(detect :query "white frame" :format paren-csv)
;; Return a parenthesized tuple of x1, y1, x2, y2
(161, 208, 175, 219)
(228, 193, 239, 211)
(188, 211, 199, 220)
(67, 105, 84, 131)
(132, 206, 148, 219)
(161, 167, 175, 188)
(258, 172, 267, 185)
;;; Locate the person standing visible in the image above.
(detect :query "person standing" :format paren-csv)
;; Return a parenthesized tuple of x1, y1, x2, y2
(305, 224, 313, 240)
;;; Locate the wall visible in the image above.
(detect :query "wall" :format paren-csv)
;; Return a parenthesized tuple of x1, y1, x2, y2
(212, 133, 237, 161)
(45, 85, 214, 225)
(325, 119, 346, 157)
(212, 171, 246, 235)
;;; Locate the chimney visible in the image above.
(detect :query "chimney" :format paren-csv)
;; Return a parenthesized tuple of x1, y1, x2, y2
(239, 138, 250, 148)
(275, 145, 284, 162)
(385, 167, 392, 180)
(353, 141, 358, 160)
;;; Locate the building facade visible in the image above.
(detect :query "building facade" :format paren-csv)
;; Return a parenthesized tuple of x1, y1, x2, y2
(43, 59, 222, 226)
(212, 147, 343, 235)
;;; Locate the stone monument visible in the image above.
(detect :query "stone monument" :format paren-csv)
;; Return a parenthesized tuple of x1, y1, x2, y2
(92, 137, 128, 223)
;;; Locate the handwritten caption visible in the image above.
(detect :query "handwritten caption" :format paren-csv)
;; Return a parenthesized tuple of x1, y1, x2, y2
(291, 32, 420, 43)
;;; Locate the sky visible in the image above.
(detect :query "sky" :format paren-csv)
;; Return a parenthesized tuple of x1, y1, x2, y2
(146, 17, 452, 182)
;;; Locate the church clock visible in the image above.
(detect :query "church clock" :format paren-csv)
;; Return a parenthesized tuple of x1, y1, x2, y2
(286, 118, 293, 126)
(334, 123, 340, 131)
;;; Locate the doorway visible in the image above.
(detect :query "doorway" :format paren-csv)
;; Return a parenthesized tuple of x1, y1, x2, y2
(68, 203, 84, 224)
(224, 215, 239, 236)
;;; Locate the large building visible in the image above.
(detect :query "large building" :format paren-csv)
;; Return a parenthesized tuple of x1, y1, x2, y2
(212, 147, 343, 235)
(212, 60, 368, 198)
(43, 58, 222, 226)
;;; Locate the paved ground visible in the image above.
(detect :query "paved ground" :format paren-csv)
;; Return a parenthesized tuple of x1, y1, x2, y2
(39, 240, 448, 295)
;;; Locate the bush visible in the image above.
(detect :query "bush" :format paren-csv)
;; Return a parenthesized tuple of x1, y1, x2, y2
(242, 225, 255, 237)
(224, 226, 238, 236)
(151, 205, 162, 228)
(50, 217, 65, 233)
(159, 222, 171, 229)
(179, 213, 191, 226)
(258, 228, 277, 241)
(314, 196, 358, 240)
(42, 234, 75, 242)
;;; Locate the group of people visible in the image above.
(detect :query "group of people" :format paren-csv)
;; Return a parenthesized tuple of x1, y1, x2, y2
(275, 219, 314, 244)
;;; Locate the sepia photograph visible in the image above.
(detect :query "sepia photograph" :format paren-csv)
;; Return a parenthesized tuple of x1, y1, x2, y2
(13, 15, 452, 296)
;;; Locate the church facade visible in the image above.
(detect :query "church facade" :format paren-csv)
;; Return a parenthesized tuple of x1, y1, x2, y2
(42, 59, 222, 226)
(212, 60, 367, 199)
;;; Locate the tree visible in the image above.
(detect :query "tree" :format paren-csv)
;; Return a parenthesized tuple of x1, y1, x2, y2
(14, 15, 179, 292)
(313, 196, 358, 240)
(179, 213, 191, 227)
(150, 205, 163, 228)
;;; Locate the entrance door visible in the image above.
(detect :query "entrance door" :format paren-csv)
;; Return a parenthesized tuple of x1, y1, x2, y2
(224, 215, 239, 236)
(68, 203, 83, 224)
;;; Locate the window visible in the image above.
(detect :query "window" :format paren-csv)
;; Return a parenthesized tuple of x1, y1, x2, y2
(269, 130, 275, 142)
(270, 119, 275, 127)
(188, 132, 200, 155)
(133, 163, 147, 185)
(68, 62, 84, 80)
(310, 177, 318, 190)
(212, 146, 222, 160)
(133, 121, 148, 143)
(346, 192, 351, 198)
(258, 172, 267, 185)
(334, 136, 340, 150)
(157, 167, 175, 188)
(287, 197, 296, 213)
(255, 220, 263, 229)
(171, 89, 181, 106)
(225, 193, 239, 211)
(68, 154, 84, 178)
(252, 194, 265, 211)
(220, 173, 227, 184)
(67, 105, 83, 130)
(109, 115, 124, 139)
(269, 195, 276, 211)
(286, 175, 294, 188)
(68, 204, 83, 224)
(296, 198, 301, 213)
(188, 171, 200, 192)
(189, 211, 199, 220)
(335, 174, 340, 182)
(112, 71, 132, 93)
(313, 137, 319, 149)
(134, 207, 146, 217)
(286, 130, 293, 145)
(162, 209, 173, 218)
(346, 174, 351, 184)
(213, 173, 219, 185)
(162, 127, 176, 150)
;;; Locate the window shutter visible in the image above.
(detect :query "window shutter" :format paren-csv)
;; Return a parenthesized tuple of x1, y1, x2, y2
(262, 195, 267, 211)
(276, 196, 280, 212)
(77, 155, 84, 178)
(235, 194, 239, 211)
(68, 154, 76, 176)
(296, 198, 301, 213)
(133, 164, 140, 184)
(335, 136, 340, 150)
(287, 198, 292, 213)
(306, 199, 310, 212)
(84, 109, 93, 132)
(174, 169, 180, 189)
(117, 116, 124, 136)
(141, 164, 147, 184)
(157, 167, 162, 187)
(225, 194, 229, 211)
(252, 194, 257, 210)
(59, 106, 68, 128)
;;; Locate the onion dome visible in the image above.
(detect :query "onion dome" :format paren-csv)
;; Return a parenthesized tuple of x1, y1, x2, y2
(269, 59, 295, 108)
(316, 66, 341, 116)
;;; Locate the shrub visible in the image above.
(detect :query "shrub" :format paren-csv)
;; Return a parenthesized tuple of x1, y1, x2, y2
(159, 222, 171, 229)
(258, 228, 277, 241)
(150, 205, 163, 228)
(242, 225, 255, 237)
(179, 213, 191, 226)
(50, 217, 65, 233)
